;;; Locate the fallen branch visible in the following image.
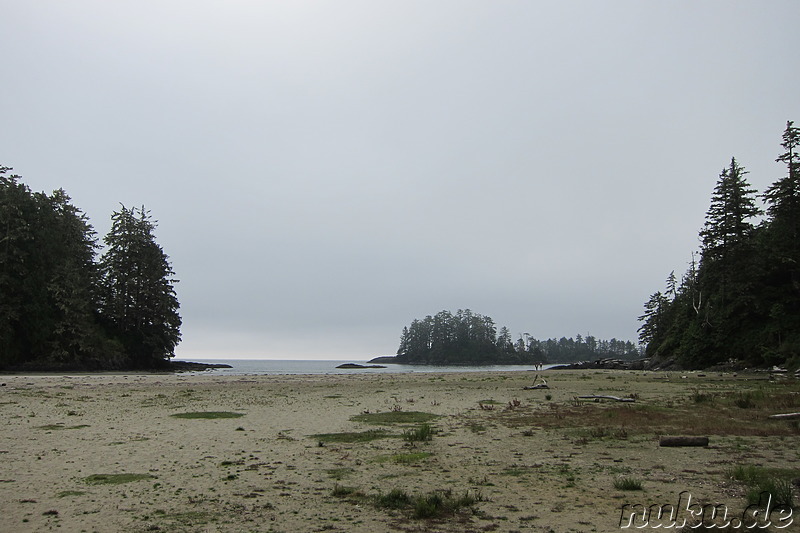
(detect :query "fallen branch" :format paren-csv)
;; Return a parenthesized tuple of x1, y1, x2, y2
(577, 395, 635, 403)
(524, 375, 549, 390)
(768, 412, 800, 420)
(659, 436, 709, 447)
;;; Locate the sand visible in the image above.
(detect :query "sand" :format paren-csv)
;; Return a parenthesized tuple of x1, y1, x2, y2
(0, 369, 797, 532)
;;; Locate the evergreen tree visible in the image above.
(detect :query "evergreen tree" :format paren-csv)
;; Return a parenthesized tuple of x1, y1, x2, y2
(761, 121, 800, 361)
(99, 206, 181, 368)
(36, 189, 120, 367)
(700, 158, 761, 260)
(0, 168, 36, 366)
(640, 121, 800, 369)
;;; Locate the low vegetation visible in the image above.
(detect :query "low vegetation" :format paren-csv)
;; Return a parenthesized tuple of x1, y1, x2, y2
(350, 411, 439, 425)
(333, 485, 483, 519)
(311, 429, 390, 443)
(613, 477, 644, 491)
(83, 473, 156, 485)
(170, 411, 244, 419)
(729, 464, 797, 509)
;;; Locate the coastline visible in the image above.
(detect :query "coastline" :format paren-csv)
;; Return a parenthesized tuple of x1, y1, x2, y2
(1, 370, 797, 531)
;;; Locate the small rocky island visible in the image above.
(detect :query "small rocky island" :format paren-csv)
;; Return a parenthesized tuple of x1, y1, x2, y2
(336, 363, 387, 369)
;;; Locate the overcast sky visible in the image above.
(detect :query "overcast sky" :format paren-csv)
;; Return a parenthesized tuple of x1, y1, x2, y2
(2, 1, 798, 360)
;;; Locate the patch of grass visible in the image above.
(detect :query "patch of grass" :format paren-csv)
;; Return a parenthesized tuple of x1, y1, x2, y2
(170, 411, 244, 419)
(375, 452, 432, 464)
(467, 422, 487, 433)
(56, 490, 86, 498)
(730, 464, 797, 509)
(331, 484, 365, 499)
(326, 468, 355, 480)
(374, 489, 413, 509)
(746, 479, 794, 509)
(402, 423, 435, 443)
(335, 486, 483, 519)
(350, 411, 439, 425)
(84, 473, 156, 485)
(501, 467, 534, 477)
(153, 510, 216, 528)
(37, 424, 90, 430)
(733, 391, 758, 409)
(613, 477, 643, 491)
(311, 429, 390, 443)
(691, 389, 716, 403)
(496, 380, 800, 438)
(412, 490, 482, 519)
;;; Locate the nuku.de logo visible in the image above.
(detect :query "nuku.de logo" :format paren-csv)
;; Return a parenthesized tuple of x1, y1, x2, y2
(619, 491, 794, 529)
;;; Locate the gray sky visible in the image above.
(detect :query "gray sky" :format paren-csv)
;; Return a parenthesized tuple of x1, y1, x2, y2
(2, 1, 798, 360)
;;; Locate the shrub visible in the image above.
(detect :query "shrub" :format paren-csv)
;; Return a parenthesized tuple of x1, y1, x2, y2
(614, 477, 643, 491)
(403, 423, 435, 443)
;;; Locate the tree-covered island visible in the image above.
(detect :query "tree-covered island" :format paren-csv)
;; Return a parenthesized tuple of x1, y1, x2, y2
(0, 167, 181, 371)
(373, 309, 640, 366)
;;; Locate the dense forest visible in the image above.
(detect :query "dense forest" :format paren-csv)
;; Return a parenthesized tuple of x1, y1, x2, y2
(638, 121, 800, 370)
(396, 309, 639, 365)
(0, 167, 181, 370)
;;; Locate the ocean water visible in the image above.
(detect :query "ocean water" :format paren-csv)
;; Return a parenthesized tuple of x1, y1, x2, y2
(176, 359, 558, 376)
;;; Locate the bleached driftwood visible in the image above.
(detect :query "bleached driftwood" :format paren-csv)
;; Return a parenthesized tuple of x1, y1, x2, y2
(659, 436, 709, 447)
(577, 395, 635, 403)
(524, 375, 549, 390)
(768, 412, 800, 420)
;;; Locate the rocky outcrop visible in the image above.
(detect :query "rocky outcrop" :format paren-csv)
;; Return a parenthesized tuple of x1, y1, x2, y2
(549, 358, 649, 371)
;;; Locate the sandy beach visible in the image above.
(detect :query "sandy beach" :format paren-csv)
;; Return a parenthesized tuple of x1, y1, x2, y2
(1, 369, 798, 532)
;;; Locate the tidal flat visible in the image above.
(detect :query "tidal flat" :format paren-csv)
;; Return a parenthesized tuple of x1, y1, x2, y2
(0, 369, 798, 532)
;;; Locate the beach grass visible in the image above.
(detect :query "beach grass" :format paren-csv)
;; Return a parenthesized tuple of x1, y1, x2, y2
(170, 411, 245, 419)
(83, 473, 156, 485)
(350, 411, 439, 425)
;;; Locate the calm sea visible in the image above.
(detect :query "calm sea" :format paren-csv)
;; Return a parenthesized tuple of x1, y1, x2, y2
(177, 359, 558, 376)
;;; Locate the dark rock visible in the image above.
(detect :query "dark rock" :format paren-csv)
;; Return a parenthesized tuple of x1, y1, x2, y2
(336, 363, 386, 369)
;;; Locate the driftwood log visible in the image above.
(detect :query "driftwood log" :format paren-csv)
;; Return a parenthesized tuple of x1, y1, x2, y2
(769, 412, 800, 420)
(659, 436, 709, 447)
(524, 375, 549, 390)
(577, 395, 635, 403)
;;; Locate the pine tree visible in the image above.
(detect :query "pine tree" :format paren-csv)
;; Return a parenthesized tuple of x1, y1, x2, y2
(700, 157, 761, 261)
(99, 206, 181, 368)
(761, 121, 800, 362)
(0, 168, 35, 366)
(36, 189, 119, 367)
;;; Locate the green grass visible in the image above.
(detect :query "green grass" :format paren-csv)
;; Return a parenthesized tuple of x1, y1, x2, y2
(170, 411, 244, 419)
(311, 429, 391, 443)
(374, 489, 413, 509)
(402, 423, 435, 443)
(412, 490, 481, 519)
(730, 464, 797, 509)
(84, 473, 156, 485)
(613, 477, 643, 491)
(350, 411, 439, 425)
(374, 452, 432, 464)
